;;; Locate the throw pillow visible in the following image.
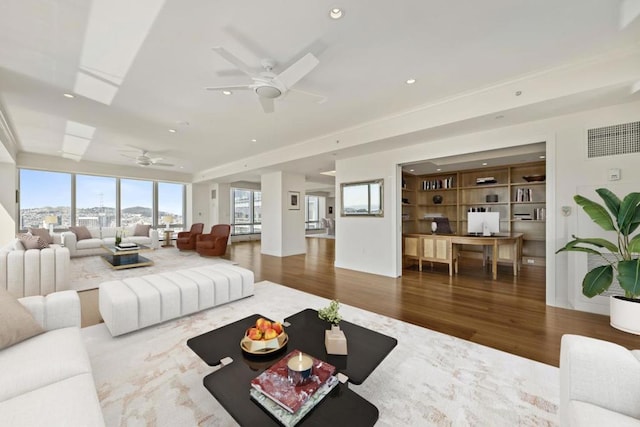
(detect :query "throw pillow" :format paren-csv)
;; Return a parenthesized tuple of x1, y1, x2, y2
(27, 227, 53, 245)
(69, 225, 92, 241)
(0, 288, 44, 350)
(18, 234, 47, 250)
(133, 223, 151, 237)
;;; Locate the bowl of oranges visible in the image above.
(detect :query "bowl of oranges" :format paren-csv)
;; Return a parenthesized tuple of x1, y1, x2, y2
(240, 317, 288, 354)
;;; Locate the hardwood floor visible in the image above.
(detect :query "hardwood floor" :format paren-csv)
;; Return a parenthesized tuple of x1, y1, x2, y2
(225, 238, 640, 367)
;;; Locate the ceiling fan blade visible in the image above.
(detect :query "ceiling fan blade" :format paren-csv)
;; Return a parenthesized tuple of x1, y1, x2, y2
(120, 144, 147, 152)
(205, 85, 252, 92)
(276, 53, 319, 89)
(212, 47, 255, 76)
(259, 96, 275, 113)
(289, 88, 328, 104)
(152, 162, 174, 167)
(120, 153, 138, 160)
(149, 157, 164, 163)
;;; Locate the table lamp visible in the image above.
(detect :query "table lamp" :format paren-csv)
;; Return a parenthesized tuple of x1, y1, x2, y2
(44, 215, 57, 234)
(162, 215, 173, 229)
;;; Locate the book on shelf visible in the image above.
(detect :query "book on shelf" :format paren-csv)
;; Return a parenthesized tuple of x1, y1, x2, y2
(250, 349, 336, 414)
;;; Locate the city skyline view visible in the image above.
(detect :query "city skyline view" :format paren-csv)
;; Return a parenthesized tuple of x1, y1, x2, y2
(19, 169, 185, 230)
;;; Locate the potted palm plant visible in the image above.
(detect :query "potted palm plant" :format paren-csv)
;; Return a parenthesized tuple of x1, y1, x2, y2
(556, 188, 640, 335)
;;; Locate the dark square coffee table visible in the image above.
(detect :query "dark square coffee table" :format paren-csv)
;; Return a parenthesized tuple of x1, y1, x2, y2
(187, 308, 397, 426)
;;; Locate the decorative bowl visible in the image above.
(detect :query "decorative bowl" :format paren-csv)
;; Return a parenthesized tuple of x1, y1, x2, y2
(240, 330, 288, 355)
(523, 175, 545, 182)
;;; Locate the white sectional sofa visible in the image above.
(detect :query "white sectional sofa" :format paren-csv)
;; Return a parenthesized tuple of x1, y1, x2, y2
(0, 290, 105, 426)
(560, 334, 640, 426)
(62, 225, 160, 257)
(99, 264, 255, 336)
(0, 239, 70, 298)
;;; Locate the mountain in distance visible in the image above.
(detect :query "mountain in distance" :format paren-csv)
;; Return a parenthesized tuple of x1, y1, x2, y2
(122, 206, 152, 216)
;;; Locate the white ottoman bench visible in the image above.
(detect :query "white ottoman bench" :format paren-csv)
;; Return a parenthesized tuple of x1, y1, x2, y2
(99, 264, 254, 336)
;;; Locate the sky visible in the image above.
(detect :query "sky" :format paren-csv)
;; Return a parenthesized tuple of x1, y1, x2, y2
(19, 169, 183, 213)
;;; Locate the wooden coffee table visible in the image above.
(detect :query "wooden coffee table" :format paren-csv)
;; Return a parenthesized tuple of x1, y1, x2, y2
(101, 244, 153, 270)
(187, 309, 397, 426)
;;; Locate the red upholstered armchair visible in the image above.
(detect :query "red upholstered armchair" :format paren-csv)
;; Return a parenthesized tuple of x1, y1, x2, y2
(196, 224, 231, 257)
(176, 223, 204, 250)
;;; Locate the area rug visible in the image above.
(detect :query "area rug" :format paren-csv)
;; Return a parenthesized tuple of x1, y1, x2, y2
(69, 248, 235, 292)
(81, 281, 558, 426)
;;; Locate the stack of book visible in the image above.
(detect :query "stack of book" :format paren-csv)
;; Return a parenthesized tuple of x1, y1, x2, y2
(476, 177, 497, 185)
(116, 242, 138, 250)
(250, 350, 338, 426)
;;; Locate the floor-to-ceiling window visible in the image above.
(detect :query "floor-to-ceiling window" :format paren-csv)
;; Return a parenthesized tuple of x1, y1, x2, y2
(305, 195, 328, 230)
(19, 169, 72, 229)
(158, 182, 185, 229)
(76, 175, 116, 227)
(231, 188, 261, 235)
(18, 168, 185, 231)
(120, 179, 153, 226)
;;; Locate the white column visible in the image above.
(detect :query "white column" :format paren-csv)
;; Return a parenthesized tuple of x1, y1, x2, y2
(261, 171, 306, 257)
(0, 162, 17, 242)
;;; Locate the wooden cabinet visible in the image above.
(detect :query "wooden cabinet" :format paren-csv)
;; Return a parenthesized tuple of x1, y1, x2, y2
(402, 161, 546, 267)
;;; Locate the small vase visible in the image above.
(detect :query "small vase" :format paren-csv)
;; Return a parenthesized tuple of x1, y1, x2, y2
(432, 195, 443, 204)
(325, 324, 348, 355)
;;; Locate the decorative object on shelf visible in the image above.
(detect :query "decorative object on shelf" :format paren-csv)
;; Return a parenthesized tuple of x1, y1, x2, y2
(431, 221, 438, 234)
(475, 176, 497, 185)
(523, 174, 545, 182)
(432, 195, 443, 204)
(402, 198, 410, 204)
(486, 194, 498, 203)
(318, 300, 347, 355)
(556, 188, 640, 335)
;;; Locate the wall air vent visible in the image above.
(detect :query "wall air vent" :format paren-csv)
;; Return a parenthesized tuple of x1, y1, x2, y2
(587, 121, 640, 158)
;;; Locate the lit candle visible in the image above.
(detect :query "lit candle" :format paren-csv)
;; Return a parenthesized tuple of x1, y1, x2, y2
(287, 352, 313, 385)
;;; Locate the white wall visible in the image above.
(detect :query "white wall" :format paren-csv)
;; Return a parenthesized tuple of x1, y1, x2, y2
(0, 162, 16, 243)
(335, 156, 398, 277)
(261, 171, 306, 257)
(190, 182, 209, 229)
(335, 100, 640, 313)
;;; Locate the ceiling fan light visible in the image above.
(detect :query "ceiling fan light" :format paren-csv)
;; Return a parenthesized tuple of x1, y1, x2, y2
(222, 90, 232, 95)
(255, 85, 281, 99)
(329, 8, 343, 19)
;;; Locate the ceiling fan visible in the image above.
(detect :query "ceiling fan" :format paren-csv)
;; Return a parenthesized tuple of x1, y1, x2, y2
(120, 146, 174, 167)
(206, 47, 325, 113)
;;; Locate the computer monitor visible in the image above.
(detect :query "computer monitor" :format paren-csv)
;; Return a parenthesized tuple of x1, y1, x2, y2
(467, 212, 500, 235)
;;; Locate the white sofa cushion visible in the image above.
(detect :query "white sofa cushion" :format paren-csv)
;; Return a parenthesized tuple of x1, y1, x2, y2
(569, 401, 640, 427)
(0, 327, 92, 402)
(0, 246, 71, 297)
(0, 373, 105, 427)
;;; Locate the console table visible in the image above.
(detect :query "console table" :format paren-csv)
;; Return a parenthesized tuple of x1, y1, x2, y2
(404, 233, 523, 279)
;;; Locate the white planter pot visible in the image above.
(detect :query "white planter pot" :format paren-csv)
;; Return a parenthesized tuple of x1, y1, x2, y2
(610, 295, 640, 335)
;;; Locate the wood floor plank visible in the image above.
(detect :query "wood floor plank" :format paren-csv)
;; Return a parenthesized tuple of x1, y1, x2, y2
(227, 238, 640, 367)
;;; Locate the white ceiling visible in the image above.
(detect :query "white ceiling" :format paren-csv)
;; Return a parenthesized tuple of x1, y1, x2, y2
(1, 1, 639, 190)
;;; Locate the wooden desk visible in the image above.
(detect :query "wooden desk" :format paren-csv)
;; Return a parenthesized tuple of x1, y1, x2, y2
(403, 233, 523, 279)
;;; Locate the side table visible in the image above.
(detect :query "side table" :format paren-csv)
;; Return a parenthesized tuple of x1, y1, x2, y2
(162, 229, 174, 247)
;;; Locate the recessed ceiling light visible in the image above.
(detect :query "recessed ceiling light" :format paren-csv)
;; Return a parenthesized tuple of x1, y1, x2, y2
(515, 90, 522, 96)
(409, 169, 415, 172)
(63, 93, 75, 98)
(406, 78, 416, 85)
(436, 168, 442, 172)
(482, 162, 488, 166)
(539, 155, 546, 159)
(222, 90, 232, 95)
(168, 129, 177, 133)
(329, 8, 343, 19)
(251, 139, 257, 142)
(495, 115, 504, 119)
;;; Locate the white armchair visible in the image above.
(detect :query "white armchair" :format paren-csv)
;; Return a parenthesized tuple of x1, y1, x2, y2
(560, 334, 640, 426)
(19, 290, 81, 330)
